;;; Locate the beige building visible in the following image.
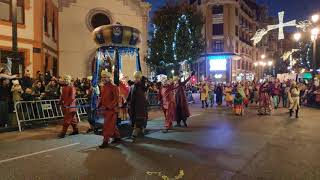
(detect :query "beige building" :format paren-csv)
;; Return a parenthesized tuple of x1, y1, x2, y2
(191, 0, 262, 82)
(0, 0, 59, 77)
(0, 0, 150, 79)
(58, 0, 150, 79)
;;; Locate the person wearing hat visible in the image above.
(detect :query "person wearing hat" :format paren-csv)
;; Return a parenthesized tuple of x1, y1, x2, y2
(288, 81, 300, 118)
(127, 71, 148, 139)
(58, 75, 79, 138)
(99, 70, 121, 148)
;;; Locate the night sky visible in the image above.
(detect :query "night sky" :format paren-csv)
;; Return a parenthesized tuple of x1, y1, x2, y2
(146, 0, 320, 21)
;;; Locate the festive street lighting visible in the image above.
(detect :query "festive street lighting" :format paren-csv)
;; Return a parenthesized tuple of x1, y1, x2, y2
(171, 69, 175, 75)
(311, 14, 320, 23)
(261, 54, 266, 59)
(293, 32, 302, 41)
(311, 27, 319, 41)
(254, 62, 258, 67)
(267, 61, 273, 66)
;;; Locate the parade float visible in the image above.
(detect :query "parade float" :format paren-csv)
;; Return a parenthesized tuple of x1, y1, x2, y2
(90, 24, 143, 128)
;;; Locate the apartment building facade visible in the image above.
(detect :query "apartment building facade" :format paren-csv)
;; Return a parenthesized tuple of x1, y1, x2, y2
(190, 0, 262, 82)
(0, 0, 59, 77)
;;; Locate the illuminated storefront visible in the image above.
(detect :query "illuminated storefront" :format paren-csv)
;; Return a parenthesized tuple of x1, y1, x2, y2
(193, 53, 246, 83)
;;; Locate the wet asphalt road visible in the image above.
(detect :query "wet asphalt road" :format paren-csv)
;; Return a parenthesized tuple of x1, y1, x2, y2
(0, 104, 320, 180)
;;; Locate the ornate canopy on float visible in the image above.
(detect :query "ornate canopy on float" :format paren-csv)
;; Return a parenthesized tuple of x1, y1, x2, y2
(93, 25, 142, 47)
(90, 24, 143, 110)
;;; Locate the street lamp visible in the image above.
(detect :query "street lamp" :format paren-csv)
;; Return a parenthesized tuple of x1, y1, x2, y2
(311, 14, 320, 23)
(261, 54, 266, 60)
(293, 32, 302, 41)
(311, 27, 319, 41)
(267, 61, 273, 66)
(171, 69, 174, 75)
(311, 27, 319, 77)
(254, 62, 258, 67)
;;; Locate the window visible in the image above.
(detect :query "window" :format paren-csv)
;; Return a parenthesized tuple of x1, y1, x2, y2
(0, 49, 24, 75)
(212, 23, 223, 35)
(44, 1, 48, 33)
(235, 41, 239, 53)
(235, 8, 238, 16)
(212, 40, 224, 52)
(235, 25, 238, 36)
(242, 61, 245, 70)
(90, 13, 111, 29)
(0, 0, 24, 24)
(52, 11, 56, 40)
(237, 60, 241, 69)
(212, 5, 223, 14)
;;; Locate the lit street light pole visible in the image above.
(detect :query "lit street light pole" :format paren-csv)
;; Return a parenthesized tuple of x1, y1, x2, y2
(311, 27, 319, 77)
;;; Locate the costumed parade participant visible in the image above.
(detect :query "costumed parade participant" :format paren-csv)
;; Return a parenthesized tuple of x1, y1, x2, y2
(272, 82, 281, 109)
(99, 70, 121, 148)
(174, 72, 194, 127)
(58, 75, 79, 138)
(215, 84, 223, 105)
(224, 84, 233, 107)
(84, 76, 96, 133)
(258, 82, 272, 115)
(233, 92, 244, 116)
(118, 75, 130, 122)
(200, 81, 209, 108)
(288, 82, 300, 118)
(159, 77, 178, 133)
(208, 81, 215, 107)
(127, 71, 148, 139)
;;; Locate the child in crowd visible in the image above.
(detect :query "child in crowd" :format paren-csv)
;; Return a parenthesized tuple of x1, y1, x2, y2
(11, 80, 23, 112)
(233, 92, 244, 116)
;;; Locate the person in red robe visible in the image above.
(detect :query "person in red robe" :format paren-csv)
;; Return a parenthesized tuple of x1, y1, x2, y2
(58, 75, 78, 138)
(99, 70, 120, 148)
(159, 78, 178, 133)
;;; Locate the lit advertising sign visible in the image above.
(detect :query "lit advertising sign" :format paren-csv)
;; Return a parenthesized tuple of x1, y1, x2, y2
(208, 56, 229, 71)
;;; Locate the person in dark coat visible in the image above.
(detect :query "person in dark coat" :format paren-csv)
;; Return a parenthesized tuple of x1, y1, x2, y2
(127, 71, 148, 139)
(215, 84, 223, 105)
(174, 72, 194, 127)
(0, 79, 11, 127)
(20, 70, 33, 90)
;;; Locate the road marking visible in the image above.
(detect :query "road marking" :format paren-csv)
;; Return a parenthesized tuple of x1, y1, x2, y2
(190, 114, 201, 117)
(0, 143, 80, 164)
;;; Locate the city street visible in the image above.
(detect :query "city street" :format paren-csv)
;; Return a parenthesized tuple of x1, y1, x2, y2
(0, 103, 320, 180)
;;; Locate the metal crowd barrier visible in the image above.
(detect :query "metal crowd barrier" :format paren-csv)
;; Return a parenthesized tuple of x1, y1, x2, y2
(14, 92, 194, 132)
(15, 98, 88, 132)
